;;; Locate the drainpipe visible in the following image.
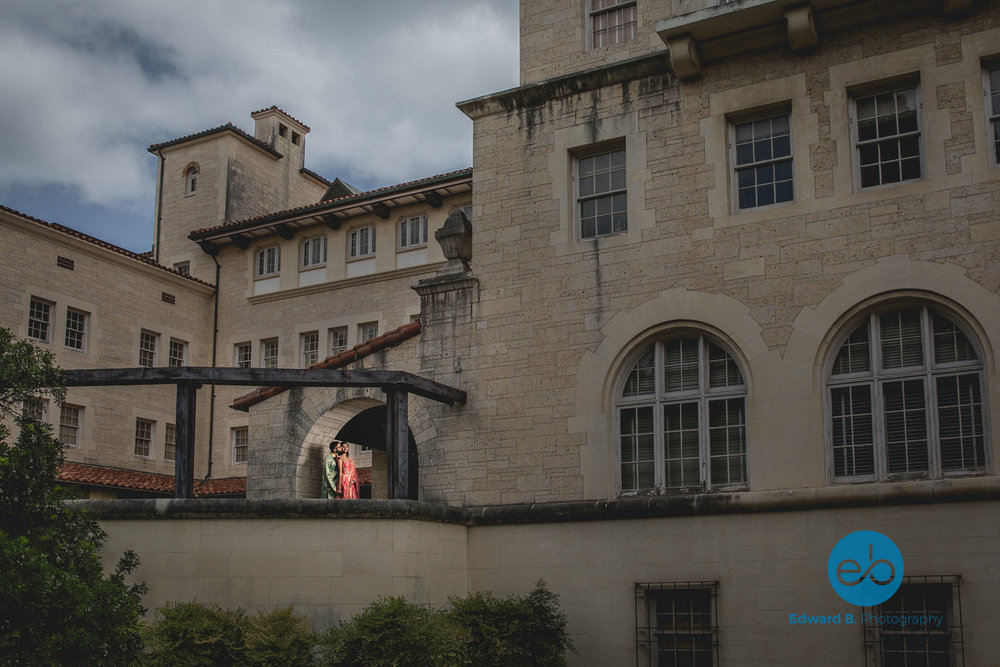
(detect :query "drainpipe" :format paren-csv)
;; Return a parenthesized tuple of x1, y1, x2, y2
(206, 252, 221, 478)
(153, 150, 165, 262)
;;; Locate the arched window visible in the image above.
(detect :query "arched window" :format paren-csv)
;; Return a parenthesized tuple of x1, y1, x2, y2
(616, 333, 748, 495)
(185, 165, 199, 195)
(827, 303, 988, 482)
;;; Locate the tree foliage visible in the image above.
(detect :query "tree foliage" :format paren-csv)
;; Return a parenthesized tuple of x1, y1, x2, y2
(0, 327, 146, 665)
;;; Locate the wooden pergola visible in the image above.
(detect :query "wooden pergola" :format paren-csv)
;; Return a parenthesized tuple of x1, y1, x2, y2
(63, 367, 466, 500)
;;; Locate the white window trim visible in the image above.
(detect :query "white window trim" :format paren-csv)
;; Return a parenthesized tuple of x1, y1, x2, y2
(348, 225, 377, 260)
(255, 245, 281, 278)
(139, 330, 159, 367)
(164, 423, 176, 462)
(58, 404, 82, 448)
(168, 338, 187, 368)
(301, 331, 319, 368)
(574, 142, 628, 241)
(825, 304, 990, 483)
(848, 77, 924, 191)
(235, 342, 252, 368)
(589, 0, 637, 50)
(728, 107, 794, 212)
(134, 418, 155, 458)
(28, 296, 53, 343)
(184, 165, 199, 196)
(359, 322, 378, 343)
(232, 426, 249, 464)
(398, 215, 429, 251)
(261, 338, 279, 369)
(329, 327, 349, 356)
(300, 235, 328, 270)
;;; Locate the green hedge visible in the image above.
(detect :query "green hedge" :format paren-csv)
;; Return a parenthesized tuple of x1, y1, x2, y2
(142, 581, 571, 667)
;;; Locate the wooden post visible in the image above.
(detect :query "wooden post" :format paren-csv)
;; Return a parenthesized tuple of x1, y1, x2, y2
(385, 389, 410, 500)
(175, 382, 199, 498)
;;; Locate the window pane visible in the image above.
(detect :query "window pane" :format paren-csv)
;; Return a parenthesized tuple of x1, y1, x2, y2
(831, 385, 875, 477)
(880, 310, 923, 369)
(708, 397, 746, 486)
(622, 347, 655, 397)
(620, 406, 655, 492)
(665, 402, 700, 489)
(933, 314, 976, 364)
(708, 343, 743, 388)
(937, 374, 985, 470)
(664, 338, 699, 392)
(883, 379, 929, 473)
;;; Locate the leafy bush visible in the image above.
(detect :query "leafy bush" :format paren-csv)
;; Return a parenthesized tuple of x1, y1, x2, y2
(319, 581, 571, 667)
(0, 328, 146, 665)
(245, 606, 319, 666)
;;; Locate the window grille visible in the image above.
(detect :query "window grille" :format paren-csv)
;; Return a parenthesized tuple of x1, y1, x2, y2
(162, 292, 176, 304)
(57, 256, 75, 270)
(863, 575, 964, 666)
(635, 581, 719, 667)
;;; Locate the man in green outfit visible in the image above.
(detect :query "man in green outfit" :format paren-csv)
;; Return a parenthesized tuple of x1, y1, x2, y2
(321, 440, 340, 498)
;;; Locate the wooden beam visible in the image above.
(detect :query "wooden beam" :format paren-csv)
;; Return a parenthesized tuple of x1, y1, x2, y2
(274, 224, 295, 240)
(174, 382, 199, 498)
(385, 389, 410, 500)
(63, 367, 466, 406)
(197, 241, 218, 256)
(322, 213, 341, 230)
(423, 191, 443, 208)
(373, 203, 390, 219)
(230, 233, 251, 250)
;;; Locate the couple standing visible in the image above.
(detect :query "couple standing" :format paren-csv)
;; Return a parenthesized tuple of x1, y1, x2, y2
(322, 440, 360, 499)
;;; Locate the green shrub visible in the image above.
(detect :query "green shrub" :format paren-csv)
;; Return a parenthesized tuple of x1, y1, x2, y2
(142, 601, 248, 666)
(245, 606, 318, 666)
(319, 596, 465, 667)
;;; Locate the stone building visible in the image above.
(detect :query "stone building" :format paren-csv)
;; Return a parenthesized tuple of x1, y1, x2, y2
(4, 0, 1000, 663)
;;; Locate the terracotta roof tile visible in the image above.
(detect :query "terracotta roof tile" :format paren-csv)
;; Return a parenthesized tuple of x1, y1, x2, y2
(1, 205, 214, 288)
(251, 105, 311, 131)
(232, 320, 421, 411)
(58, 462, 246, 497)
(189, 167, 472, 239)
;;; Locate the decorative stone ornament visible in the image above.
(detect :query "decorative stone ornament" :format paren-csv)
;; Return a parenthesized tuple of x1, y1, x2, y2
(434, 209, 473, 274)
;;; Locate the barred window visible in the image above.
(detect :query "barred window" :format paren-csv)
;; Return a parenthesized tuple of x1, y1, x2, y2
(28, 297, 52, 342)
(635, 582, 719, 667)
(827, 304, 988, 481)
(864, 576, 965, 666)
(617, 333, 747, 494)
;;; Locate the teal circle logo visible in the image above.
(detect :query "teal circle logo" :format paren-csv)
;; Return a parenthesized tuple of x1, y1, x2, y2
(827, 530, 903, 606)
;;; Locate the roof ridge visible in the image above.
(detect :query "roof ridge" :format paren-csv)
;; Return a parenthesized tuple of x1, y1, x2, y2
(0, 204, 215, 288)
(147, 122, 281, 157)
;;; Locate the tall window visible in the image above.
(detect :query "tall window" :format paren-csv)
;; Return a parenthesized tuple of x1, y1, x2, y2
(635, 582, 719, 667)
(591, 0, 637, 48)
(235, 342, 252, 368)
(185, 165, 198, 195)
(827, 304, 987, 481)
(134, 418, 154, 458)
(255, 245, 281, 277)
(865, 577, 965, 665)
(165, 424, 176, 461)
(349, 225, 376, 259)
(577, 147, 627, 240)
(329, 327, 348, 355)
(399, 215, 428, 249)
(301, 332, 319, 367)
(988, 64, 1000, 166)
(301, 236, 327, 268)
(139, 330, 158, 367)
(617, 333, 747, 494)
(168, 339, 187, 368)
(63, 308, 87, 350)
(852, 84, 922, 188)
(359, 322, 378, 343)
(233, 426, 249, 464)
(22, 398, 48, 425)
(732, 112, 792, 209)
(59, 404, 81, 447)
(261, 339, 279, 369)
(28, 297, 52, 342)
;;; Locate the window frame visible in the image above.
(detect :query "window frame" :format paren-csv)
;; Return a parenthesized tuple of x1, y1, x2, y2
(398, 215, 429, 250)
(329, 327, 348, 356)
(300, 235, 328, 270)
(64, 307, 87, 351)
(729, 108, 794, 211)
(233, 426, 249, 464)
(359, 322, 378, 343)
(574, 143, 628, 241)
(185, 165, 199, 196)
(301, 331, 319, 368)
(825, 302, 990, 483)
(615, 331, 749, 496)
(348, 225, 377, 260)
(635, 581, 720, 667)
(590, 0, 637, 49)
(863, 576, 965, 666)
(168, 338, 187, 368)
(985, 60, 1000, 168)
(164, 423, 176, 462)
(134, 418, 154, 458)
(58, 404, 82, 448)
(261, 338, 279, 369)
(849, 78, 924, 190)
(28, 296, 53, 343)
(255, 245, 281, 278)
(235, 342, 252, 368)
(139, 330, 158, 367)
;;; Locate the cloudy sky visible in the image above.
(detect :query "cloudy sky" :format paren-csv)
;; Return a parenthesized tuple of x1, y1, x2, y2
(0, 0, 519, 252)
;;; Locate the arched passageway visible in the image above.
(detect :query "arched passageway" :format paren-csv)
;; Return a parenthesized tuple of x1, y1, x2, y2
(336, 406, 419, 500)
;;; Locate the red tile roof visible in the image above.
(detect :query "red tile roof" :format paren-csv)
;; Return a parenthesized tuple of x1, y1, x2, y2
(232, 320, 422, 411)
(251, 105, 311, 131)
(189, 167, 472, 239)
(58, 462, 246, 497)
(0, 204, 215, 288)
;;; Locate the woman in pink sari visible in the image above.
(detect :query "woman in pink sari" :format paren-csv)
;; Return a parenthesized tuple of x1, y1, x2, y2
(337, 442, 360, 499)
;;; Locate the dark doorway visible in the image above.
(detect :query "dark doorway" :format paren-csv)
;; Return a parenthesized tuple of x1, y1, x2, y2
(336, 405, 419, 500)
